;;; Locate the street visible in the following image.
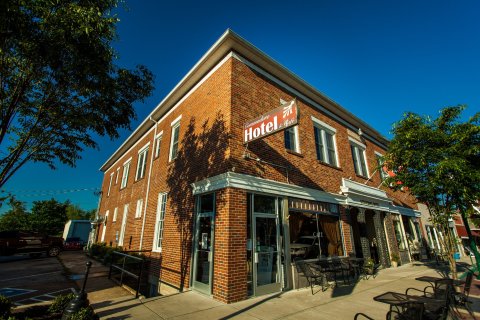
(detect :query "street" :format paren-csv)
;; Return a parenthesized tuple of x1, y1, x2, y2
(0, 254, 76, 306)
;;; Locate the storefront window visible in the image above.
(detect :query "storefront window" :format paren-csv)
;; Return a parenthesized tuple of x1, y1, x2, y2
(393, 218, 406, 250)
(289, 211, 343, 258)
(254, 194, 276, 214)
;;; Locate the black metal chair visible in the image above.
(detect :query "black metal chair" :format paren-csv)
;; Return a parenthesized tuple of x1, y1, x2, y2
(387, 301, 425, 320)
(354, 301, 424, 320)
(452, 272, 474, 316)
(295, 259, 327, 294)
(405, 278, 453, 320)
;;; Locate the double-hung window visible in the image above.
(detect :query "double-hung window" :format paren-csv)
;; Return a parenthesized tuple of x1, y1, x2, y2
(284, 126, 300, 153)
(113, 207, 118, 222)
(154, 131, 163, 159)
(152, 192, 168, 252)
(135, 198, 143, 218)
(115, 167, 120, 185)
(312, 116, 338, 167)
(107, 172, 114, 196)
(120, 158, 131, 189)
(135, 143, 149, 181)
(169, 116, 182, 161)
(350, 138, 368, 177)
(375, 152, 388, 180)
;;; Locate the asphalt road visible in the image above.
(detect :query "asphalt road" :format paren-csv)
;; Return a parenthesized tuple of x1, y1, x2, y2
(0, 254, 77, 306)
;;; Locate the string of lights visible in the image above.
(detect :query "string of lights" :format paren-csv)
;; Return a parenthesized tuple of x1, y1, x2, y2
(1, 187, 100, 197)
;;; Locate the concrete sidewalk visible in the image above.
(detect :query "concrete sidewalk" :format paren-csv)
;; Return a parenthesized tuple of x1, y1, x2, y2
(92, 259, 480, 320)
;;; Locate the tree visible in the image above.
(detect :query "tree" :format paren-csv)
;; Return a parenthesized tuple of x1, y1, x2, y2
(30, 198, 68, 235)
(383, 105, 480, 278)
(0, 195, 30, 231)
(0, 0, 154, 189)
(66, 203, 94, 220)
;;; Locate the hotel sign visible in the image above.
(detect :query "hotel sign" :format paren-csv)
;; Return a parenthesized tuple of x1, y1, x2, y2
(244, 100, 299, 143)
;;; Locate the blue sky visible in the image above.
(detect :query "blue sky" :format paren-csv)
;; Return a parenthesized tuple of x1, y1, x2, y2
(2, 0, 479, 213)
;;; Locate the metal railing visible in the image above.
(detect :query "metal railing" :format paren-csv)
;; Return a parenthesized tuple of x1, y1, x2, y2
(108, 251, 145, 298)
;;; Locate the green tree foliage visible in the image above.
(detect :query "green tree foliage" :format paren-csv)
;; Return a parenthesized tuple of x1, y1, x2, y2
(0, 195, 30, 231)
(66, 203, 94, 220)
(0, 0, 154, 188)
(30, 198, 68, 235)
(383, 105, 480, 277)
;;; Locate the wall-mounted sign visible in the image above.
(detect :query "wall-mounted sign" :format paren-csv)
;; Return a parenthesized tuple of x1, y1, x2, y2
(244, 99, 299, 144)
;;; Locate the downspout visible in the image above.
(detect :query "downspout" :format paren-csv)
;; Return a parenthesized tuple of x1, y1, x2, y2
(139, 117, 159, 250)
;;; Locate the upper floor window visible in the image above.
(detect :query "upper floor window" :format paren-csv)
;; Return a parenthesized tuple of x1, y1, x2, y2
(169, 116, 182, 161)
(115, 167, 120, 185)
(350, 138, 368, 177)
(154, 131, 163, 159)
(113, 207, 118, 222)
(107, 172, 114, 196)
(135, 198, 144, 218)
(284, 126, 300, 153)
(135, 143, 149, 181)
(312, 116, 338, 167)
(375, 152, 388, 180)
(121, 159, 131, 189)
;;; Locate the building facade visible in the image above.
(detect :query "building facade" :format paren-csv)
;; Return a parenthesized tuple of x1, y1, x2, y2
(96, 30, 422, 303)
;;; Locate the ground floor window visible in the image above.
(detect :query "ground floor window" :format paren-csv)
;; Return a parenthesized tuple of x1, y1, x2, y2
(393, 216, 406, 250)
(289, 211, 343, 258)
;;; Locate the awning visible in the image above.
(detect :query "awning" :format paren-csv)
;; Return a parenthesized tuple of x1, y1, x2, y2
(456, 225, 480, 239)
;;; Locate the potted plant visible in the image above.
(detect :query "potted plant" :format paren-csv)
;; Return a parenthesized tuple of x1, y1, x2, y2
(364, 257, 374, 274)
(391, 253, 400, 267)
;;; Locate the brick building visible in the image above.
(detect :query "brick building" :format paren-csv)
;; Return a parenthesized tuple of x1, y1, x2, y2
(95, 30, 422, 303)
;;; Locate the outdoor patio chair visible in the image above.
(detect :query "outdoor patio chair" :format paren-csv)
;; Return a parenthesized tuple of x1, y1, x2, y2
(330, 257, 351, 285)
(353, 302, 424, 320)
(362, 262, 381, 280)
(387, 301, 424, 320)
(405, 278, 453, 320)
(452, 272, 474, 315)
(295, 259, 327, 294)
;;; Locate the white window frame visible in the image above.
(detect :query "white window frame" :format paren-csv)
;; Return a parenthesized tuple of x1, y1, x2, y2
(349, 137, 368, 177)
(284, 125, 300, 153)
(107, 172, 114, 196)
(152, 192, 168, 252)
(113, 207, 118, 222)
(135, 143, 150, 181)
(120, 158, 132, 189)
(311, 116, 338, 167)
(101, 210, 109, 242)
(154, 131, 163, 159)
(375, 151, 388, 180)
(169, 115, 182, 161)
(115, 167, 120, 185)
(119, 204, 129, 246)
(135, 198, 144, 218)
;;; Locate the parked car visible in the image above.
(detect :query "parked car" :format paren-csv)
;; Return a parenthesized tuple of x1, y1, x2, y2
(0, 230, 63, 257)
(290, 236, 320, 259)
(63, 237, 86, 250)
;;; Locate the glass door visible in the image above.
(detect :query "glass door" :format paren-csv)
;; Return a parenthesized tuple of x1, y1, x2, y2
(192, 194, 215, 294)
(252, 194, 281, 296)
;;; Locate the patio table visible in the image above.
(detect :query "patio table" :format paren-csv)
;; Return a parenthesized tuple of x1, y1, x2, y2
(374, 291, 446, 315)
(415, 276, 464, 287)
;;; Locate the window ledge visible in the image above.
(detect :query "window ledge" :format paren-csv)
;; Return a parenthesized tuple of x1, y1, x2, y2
(355, 174, 369, 180)
(317, 161, 342, 171)
(286, 149, 303, 157)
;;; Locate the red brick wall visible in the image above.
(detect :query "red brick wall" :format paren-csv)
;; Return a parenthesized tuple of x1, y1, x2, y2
(97, 57, 234, 291)
(96, 54, 418, 302)
(213, 188, 248, 303)
(229, 57, 417, 210)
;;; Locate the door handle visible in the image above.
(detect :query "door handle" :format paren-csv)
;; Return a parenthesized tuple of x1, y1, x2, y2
(208, 251, 212, 262)
(254, 252, 259, 263)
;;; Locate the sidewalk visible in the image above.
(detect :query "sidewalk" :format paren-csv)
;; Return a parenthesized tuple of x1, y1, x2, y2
(90, 258, 480, 320)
